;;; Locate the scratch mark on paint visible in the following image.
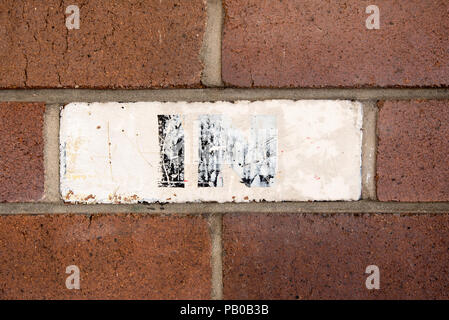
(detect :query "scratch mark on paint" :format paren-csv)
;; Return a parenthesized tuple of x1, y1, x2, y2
(62, 142, 67, 176)
(107, 121, 113, 181)
(158, 115, 185, 187)
(121, 133, 153, 168)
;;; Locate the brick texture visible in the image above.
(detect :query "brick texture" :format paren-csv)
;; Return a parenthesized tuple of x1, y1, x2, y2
(222, 0, 449, 87)
(0, 0, 206, 88)
(377, 100, 449, 202)
(0, 102, 45, 202)
(0, 214, 211, 299)
(0, 0, 448, 303)
(223, 213, 449, 300)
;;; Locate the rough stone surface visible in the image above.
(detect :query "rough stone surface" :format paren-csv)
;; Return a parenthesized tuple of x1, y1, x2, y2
(60, 100, 363, 203)
(223, 213, 449, 300)
(0, 0, 206, 88)
(0, 214, 211, 299)
(0, 102, 45, 202)
(377, 100, 449, 202)
(222, 0, 449, 88)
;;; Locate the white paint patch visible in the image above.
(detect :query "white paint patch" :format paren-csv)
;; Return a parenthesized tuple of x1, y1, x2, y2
(60, 100, 363, 203)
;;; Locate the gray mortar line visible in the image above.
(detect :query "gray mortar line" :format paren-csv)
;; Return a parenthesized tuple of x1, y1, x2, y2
(361, 101, 377, 200)
(200, 0, 224, 87)
(43, 104, 63, 203)
(201, 4, 226, 295)
(1, 88, 449, 103)
(208, 213, 223, 300)
(1, 201, 448, 215)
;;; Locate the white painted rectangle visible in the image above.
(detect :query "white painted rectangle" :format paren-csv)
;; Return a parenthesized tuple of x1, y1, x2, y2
(60, 100, 363, 203)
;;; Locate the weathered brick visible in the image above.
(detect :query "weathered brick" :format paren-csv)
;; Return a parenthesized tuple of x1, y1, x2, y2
(377, 100, 449, 202)
(60, 100, 363, 203)
(222, 0, 449, 87)
(0, 102, 45, 202)
(0, 214, 211, 299)
(223, 213, 449, 300)
(0, 0, 206, 88)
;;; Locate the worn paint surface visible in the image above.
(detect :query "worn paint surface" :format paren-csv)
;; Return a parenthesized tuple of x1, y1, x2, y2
(60, 100, 363, 203)
(198, 115, 277, 188)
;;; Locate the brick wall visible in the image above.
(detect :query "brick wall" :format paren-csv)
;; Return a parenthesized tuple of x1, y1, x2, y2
(0, 0, 448, 300)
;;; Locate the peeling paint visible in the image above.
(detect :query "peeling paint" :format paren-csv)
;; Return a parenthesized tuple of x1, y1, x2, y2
(158, 115, 184, 187)
(198, 115, 277, 187)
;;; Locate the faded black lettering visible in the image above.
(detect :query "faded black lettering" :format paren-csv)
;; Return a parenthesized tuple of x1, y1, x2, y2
(158, 115, 184, 187)
(198, 115, 277, 188)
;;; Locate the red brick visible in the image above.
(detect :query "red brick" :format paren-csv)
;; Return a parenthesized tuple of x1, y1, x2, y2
(0, 0, 206, 88)
(377, 100, 449, 202)
(0, 214, 211, 299)
(0, 102, 45, 202)
(222, 0, 449, 87)
(223, 213, 449, 300)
